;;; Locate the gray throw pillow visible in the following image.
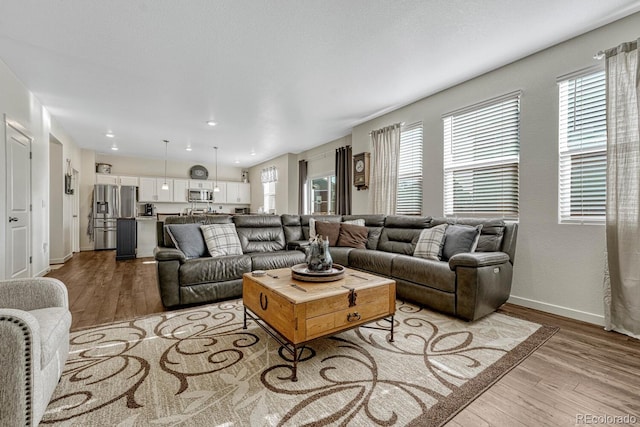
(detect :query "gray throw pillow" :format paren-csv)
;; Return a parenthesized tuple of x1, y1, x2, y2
(200, 224, 243, 257)
(165, 224, 207, 259)
(442, 224, 483, 261)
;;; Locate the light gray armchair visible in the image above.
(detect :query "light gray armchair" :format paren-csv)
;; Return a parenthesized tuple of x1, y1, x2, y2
(0, 277, 72, 426)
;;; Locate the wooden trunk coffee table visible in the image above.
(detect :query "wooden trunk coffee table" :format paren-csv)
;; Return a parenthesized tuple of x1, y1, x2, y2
(242, 266, 396, 381)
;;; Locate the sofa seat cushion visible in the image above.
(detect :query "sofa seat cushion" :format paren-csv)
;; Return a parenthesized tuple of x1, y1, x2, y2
(28, 307, 72, 368)
(348, 249, 397, 277)
(392, 255, 456, 293)
(179, 255, 252, 286)
(250, 250, 306, 270)
(327, 247, 353, 267)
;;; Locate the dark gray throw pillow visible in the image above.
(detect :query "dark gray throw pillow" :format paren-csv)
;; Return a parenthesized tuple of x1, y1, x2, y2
(165, 223, 207, 259)
(442, 224, 483, 261)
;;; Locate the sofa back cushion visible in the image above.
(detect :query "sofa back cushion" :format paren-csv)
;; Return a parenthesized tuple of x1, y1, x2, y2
(159, 215, 233, 247)
(233, 214, 286, 253)
(281, 214, 303, 243)
(431, 217, 506, 253)
(377, 215, 432, 255)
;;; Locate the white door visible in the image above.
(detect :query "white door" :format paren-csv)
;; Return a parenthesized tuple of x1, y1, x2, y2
(5, 121, 32, 279)
(72, 169, 80, 253)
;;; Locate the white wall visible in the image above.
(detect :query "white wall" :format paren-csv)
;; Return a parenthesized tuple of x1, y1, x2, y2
(247, 135, 353, 216)
(0, 58, 83, 278)
(350, 12, 640, 325)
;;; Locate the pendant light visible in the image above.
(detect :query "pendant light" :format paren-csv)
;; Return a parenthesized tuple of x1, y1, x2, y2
(161, 140, 169, 190)
(213, 146, 220, 192)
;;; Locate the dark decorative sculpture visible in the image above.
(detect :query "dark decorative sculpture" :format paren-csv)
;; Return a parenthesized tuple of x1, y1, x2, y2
(305, 235, 333, 271)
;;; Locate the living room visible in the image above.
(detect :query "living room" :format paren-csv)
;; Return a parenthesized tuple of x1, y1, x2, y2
(2, 2, 640, 425)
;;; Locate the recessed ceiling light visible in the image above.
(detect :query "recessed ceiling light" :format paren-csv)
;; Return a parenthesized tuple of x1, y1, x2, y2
(206, 120, 217, 127)
(106, 132, 115, 138)
(111, 145, 118, 151)
(250, 150, 256, 156)
(186, 146, 192, 151)
(234, 159, 240, 164)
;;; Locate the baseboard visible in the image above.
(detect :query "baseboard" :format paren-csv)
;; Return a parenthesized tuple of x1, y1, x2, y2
(50, 253, 73, 265)
(80, 245, 94, 252)
(35, 267, 51, 277)
(508, 295, 605, 326)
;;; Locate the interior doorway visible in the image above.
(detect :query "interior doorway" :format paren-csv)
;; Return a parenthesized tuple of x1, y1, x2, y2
(4, 118, 32, 279)
(72, 168, 80, 253)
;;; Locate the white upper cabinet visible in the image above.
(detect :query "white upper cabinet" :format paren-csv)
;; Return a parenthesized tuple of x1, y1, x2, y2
(156, 178, 173, 202)
(226, 182, 251, 204)
(173, 179, 190, 203)
(211, 182, 227, 204)
(119, 176, 139, 186)
(189, 180, 214, 190)
(96, 174, 118, 185)
(139, 177, 173, 202)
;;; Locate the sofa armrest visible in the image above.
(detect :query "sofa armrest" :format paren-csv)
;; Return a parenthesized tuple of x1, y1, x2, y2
(154, 247, 187, 263)
(0, 308, 42, 426)
(287, 240, 310, 252)
(448, 252, 510, 270)
(0, 277, 68, 311)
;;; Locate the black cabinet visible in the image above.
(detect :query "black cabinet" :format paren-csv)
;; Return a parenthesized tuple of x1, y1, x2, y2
(116, 218, 137, 260)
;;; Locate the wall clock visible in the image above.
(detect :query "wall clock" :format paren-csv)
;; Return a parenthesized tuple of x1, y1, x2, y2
(353, 152, 370, 190)
(190, 165, 209, 180)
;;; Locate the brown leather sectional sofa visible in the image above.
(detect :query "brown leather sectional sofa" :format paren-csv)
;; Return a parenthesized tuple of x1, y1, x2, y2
(154, 214, 517, 321)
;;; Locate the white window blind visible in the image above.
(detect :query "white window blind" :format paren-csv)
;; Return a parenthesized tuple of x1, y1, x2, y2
(443, 92, 521, 219)
(263, 181, 276, 213)
(396, 122, 423, 215)
(558, 69, 606, 224)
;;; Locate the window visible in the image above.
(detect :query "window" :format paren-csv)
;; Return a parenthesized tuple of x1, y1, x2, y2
(261, 166, 278, 213)
(396, 122, 423, 215)
(263, 182, 276, 213)
(309, 175, 336, 214)
(558, 69, 606, 224)
(443, 91, 521, 219)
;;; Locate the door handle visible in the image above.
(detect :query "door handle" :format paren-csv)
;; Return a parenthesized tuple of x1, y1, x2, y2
(9, 217, 19, 222)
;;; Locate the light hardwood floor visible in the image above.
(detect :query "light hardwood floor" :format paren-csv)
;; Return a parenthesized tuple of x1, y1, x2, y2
(46, 251, 640, 426)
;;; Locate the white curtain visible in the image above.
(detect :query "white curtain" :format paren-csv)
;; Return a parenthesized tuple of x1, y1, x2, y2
(261, 166, 278, 183)
(603, 38, 640, 339)
(369, 123, 401, 214)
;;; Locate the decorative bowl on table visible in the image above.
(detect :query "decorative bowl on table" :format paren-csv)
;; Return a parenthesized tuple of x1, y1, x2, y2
(290, 264, 345, 282)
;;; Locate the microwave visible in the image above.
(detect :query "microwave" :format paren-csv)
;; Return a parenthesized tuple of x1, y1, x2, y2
(188, 189, 213, 202)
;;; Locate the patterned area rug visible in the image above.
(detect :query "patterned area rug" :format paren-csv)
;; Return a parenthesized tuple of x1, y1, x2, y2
(43, 299, 556, 426)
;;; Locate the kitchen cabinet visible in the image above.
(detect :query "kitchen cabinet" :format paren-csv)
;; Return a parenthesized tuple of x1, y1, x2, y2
(136, 218, 156, 258)
(96, 174, 118, 185)
(139, 177, 173, 202)
(156, 178, 173, 202)
(212, 182, 227, 203)
(116, 218, 136, 260)
(119, 176, 139, 186)
(226, 182, 251, 204)
(173, 179, 190, 202)
(189, 180, 214, 190)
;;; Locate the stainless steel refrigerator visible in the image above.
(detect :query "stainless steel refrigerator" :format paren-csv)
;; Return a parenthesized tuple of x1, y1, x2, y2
(93, 184, 119, 250)
(119, 186, 137, 218)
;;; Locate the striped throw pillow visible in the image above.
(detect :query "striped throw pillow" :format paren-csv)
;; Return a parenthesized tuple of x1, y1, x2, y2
(200, 224, 243, 257)
(414, 224, 448, 260)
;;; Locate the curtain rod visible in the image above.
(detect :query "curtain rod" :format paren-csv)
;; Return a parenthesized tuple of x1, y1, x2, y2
(369, 122, 405, 135)
(594, 50, 605, 60)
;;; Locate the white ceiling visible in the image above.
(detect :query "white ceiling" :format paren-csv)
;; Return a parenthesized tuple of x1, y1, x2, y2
(2, 1, 640, 168)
